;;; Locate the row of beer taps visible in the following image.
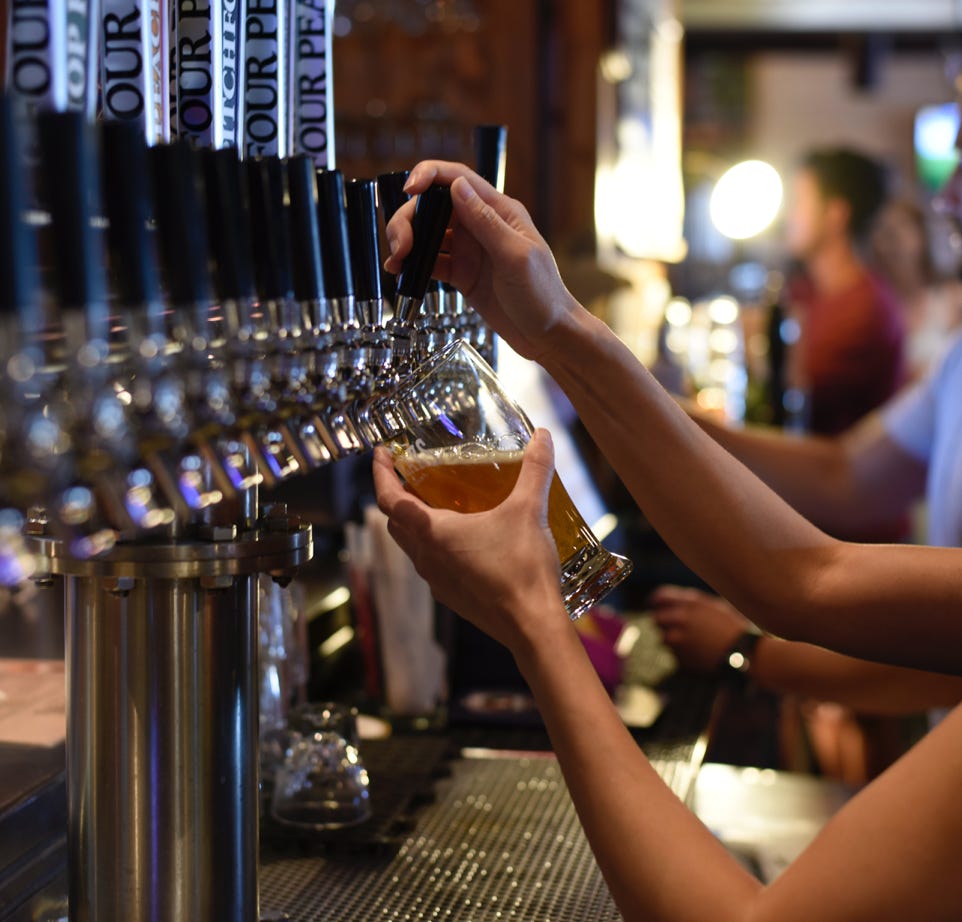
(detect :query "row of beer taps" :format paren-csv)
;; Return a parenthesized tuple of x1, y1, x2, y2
(0, 95, 506, 584)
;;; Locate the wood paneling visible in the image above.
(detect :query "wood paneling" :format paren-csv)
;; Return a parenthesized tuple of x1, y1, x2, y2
(332, 0, 609, 248)
(332, 2, 540, 218)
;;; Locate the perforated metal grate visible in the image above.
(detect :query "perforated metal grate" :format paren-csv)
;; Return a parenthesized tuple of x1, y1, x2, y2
(260, 755, 623, 921)
(262, 736, 455, 855)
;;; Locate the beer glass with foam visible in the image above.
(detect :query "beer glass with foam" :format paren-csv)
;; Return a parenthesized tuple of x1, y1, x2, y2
(383, 340, 632, 620)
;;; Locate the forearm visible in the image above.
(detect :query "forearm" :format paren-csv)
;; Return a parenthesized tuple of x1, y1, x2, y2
(515, 600, 962, 922)
(686, 410, 855, 531)
(542, 309, 832, 626)
(540, 309, 962, 672)
(750, 638, 962, 715)
(513, 614, 760, 922)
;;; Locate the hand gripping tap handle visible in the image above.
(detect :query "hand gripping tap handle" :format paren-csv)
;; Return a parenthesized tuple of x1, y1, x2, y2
(100, 120, 161, 309)
(0, 94, 39, 323)
(36, 111, 109, 340)
(393, 184, 453, 325)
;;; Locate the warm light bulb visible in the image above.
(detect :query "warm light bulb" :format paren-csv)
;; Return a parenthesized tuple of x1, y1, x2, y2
(665, 298, 692, 327)
(710, 160, 783, 241)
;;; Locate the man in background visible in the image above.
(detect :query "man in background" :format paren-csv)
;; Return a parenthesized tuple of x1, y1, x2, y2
(781, 147, 905, 437)
(652, 316, 962, 780)
(647, 151, 957, 781)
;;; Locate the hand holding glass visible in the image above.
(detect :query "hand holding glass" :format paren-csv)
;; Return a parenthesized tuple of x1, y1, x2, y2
(383, 340, 631, 620)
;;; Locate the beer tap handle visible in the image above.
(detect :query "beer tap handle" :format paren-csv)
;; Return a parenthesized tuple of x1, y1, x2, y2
(151, 142, 260, 507)
(345, 178, 382, 325)
(148, 140, 213, 334)
(246, 156, 294, 305)
(100, 120, 161, 311)
(393, 184, 453, 325)
(315, 169, 355, 327)
(376, 170, 410, 225)
(472, 126, 507, 368)
(376, 170, 409, 303)
(37, 111, 109, 342)
(0, 94, 38, 329)
(474, 124, 508, 192)
(203, 148, 256, 307)
(287, 155, 326, 306)
(100, 122, 186, 529)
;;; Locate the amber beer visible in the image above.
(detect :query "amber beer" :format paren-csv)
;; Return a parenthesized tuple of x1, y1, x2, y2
(394, 446, 594, 565)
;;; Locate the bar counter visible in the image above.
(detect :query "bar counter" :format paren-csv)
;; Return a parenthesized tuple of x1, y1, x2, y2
(261, 743, 622, 921)
(0, 734, 622, 922)
(0, 577, 727, 922)
(1, 731, 854, 922)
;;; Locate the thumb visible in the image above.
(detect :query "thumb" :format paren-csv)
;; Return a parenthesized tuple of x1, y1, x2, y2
(511, 429, 556, 521)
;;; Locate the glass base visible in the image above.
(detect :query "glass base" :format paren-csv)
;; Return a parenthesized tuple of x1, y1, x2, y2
(561, 544, 633, 621)
(272, 800, 372, 832)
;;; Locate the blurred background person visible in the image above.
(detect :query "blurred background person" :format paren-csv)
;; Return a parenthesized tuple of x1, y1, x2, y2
(869, 197, 962, 379)
(647, 158, 962, 780)
(651, 310, 962, 781)
(780, 147, 905, 437)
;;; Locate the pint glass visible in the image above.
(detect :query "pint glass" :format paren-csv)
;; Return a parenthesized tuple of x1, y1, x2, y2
(383, 340, 632, 620)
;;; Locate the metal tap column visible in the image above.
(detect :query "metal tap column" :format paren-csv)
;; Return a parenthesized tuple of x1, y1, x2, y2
(29, 515, 312, 922)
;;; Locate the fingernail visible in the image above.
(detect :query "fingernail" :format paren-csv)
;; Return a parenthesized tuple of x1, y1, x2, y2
(387, 232, 398, 256)
(402, 170, 417, 192)
(453, 178, 476, 202)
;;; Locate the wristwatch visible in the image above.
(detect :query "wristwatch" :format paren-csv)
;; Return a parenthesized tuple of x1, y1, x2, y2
(719, 631, 762, 682)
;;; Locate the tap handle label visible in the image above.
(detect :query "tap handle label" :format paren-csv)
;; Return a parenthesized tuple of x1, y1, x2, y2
(243, 0, 286, 157)
(287, 0, 333, 169)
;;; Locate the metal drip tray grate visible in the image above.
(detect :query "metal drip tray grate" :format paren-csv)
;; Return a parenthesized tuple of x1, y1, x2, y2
(260, 755, 622, 921)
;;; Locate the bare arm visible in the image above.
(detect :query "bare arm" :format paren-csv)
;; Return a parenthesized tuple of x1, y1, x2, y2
(751, 637, 962, 714)
(386, 161, 962, 674)
(374, 438, 962, 922)
(522, 622, 962, 922)
(686, 406, 927, 537)
(543, 308, 962, 673)
(651, 585, 962, 714)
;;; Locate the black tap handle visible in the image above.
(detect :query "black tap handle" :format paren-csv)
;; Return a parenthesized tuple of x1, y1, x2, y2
(202, 148, 256, 303)
(246, 156, 293, 301)
(345, 178, 381, 302)
(475, 124, 508, 192)
(395, 184, 452, 302)
(101, 120, 159, 307)
(148, 139, 212, 309)
(376, 170, 409, 302)
(36, 111, 107, 322)
(0, 94, 38, 319)
(376, 170, 410, 226)
(315, 169, 353, 301)
(287, 155, 325, 303)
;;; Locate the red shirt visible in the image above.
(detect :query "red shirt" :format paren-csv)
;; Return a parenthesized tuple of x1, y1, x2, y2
(790, 267, 906, 436)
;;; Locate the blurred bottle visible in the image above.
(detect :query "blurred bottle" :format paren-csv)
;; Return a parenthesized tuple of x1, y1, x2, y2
(764, 272, 789, 427)
(760, 271, 808, 432)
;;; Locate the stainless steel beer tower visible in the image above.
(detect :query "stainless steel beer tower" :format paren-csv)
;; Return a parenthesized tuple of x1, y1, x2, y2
(1, 81, 500, 917)
(29, 501, 311, 922)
